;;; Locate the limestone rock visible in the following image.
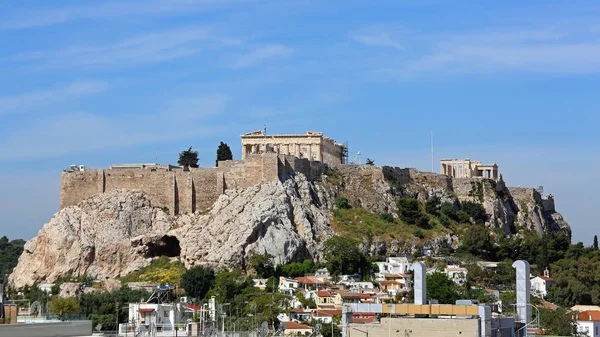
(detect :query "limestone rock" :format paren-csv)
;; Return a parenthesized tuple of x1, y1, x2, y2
(10, 175, 335, 289)
(10, 190, 172, 289)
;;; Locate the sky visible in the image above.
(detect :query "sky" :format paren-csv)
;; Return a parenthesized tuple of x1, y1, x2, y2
(0, 0, 598, 244)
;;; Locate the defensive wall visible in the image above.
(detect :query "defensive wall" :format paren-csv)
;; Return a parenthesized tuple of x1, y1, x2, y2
(60, 154, 326, 214)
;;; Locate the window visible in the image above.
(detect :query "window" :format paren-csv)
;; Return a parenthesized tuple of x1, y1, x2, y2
(595, 326, 598, 335)
(164, 310, 169, 318)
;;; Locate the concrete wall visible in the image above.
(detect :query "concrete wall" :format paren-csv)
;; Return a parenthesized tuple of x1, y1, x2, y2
(60, 154, 326, 215)
(0, 321, 92, 337)
(350, 317, 479, 337)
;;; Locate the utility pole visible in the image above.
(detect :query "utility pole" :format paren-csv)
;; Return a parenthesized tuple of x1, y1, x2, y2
(115, 301, 119, 335)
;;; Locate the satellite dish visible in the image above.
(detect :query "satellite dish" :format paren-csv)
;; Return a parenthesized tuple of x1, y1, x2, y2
(30, 301, 41, 317)
(259, 321, 269, 337)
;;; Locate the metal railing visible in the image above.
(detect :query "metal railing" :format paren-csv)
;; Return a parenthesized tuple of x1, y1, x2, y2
(514, 304, 540, 337)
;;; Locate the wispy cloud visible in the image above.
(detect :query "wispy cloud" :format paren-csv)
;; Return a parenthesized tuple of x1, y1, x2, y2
(350, 32, 403, 50)
(355, 26, 600, 78)
(0, 0, 265, 31)
(3, 26, 232, 70)
(410, 29, 600, 75)
(163, 95, 230, 119)
(0, 81, 108, 116)
(0, 94, 233, 161)
(233, 45, 293, 68)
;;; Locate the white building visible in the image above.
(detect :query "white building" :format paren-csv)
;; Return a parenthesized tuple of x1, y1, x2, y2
(315, 268, 330, 278)
(576, 310, 600, 337)
(375, 256, 411, 276)
(253, 278, 268, 290)
(279, 277, 300, 292)
(531, 268, 554, 298)
(122, 302, 196, 336)
(444, 265, 468, 286)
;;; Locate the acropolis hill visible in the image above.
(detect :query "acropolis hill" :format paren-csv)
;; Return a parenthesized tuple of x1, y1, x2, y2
(10, 130, 570, 288)
(60, 130, 342, 214)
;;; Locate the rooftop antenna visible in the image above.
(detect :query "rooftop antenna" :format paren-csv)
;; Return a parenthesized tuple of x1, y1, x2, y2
(354, 151, 361, 164)
(264, 121, 267, 136)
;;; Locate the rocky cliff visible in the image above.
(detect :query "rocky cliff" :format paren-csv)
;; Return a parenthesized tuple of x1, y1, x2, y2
(9, 165, 570, 288)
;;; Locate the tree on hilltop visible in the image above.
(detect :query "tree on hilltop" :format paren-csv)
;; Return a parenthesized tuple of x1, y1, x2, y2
(594, 235, 598, 250)
(178, 146, 199, 168)
(216, 141, 233, 166)
(365, 158, 375, 165)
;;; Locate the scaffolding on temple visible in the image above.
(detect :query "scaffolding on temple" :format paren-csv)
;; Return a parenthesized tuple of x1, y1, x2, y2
(341, 141, 349, 164)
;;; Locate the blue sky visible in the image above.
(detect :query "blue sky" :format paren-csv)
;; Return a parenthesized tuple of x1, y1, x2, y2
(0, 0, 598, 244)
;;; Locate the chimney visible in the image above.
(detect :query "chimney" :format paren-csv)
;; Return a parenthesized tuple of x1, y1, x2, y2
(544, 268, 550, 278)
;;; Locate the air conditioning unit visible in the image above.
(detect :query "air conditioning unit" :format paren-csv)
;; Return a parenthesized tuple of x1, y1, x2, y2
(180, 297, 189, 303)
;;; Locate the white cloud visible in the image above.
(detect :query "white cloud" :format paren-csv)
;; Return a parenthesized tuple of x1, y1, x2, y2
(0, 94, 232, 161)
(0, 81, 108, 116)
(350, 32, 403, 50)
(361, 27, 600, 78)
(4, 26, 227, 70)
(233, 45, 293, 68)
(0, 0, 265, 31)
(163, 95, 230, 119)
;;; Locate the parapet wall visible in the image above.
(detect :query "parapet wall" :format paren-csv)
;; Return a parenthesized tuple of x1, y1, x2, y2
(60, 154, 326, 214)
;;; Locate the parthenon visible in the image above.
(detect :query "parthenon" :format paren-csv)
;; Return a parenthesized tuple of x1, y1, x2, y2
(240, 130, 345, 166)
(440, 158, 499, 180)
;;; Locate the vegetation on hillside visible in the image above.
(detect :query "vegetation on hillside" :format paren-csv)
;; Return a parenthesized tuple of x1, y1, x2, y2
(119, 256, 186, 285)
(0, 236, 25, 282)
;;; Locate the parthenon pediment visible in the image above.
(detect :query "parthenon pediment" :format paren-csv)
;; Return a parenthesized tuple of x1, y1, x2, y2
(241, 130, 265, 136)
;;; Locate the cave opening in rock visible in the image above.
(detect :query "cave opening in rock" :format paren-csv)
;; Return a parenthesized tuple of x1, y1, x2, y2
(145, 235, 181, 258)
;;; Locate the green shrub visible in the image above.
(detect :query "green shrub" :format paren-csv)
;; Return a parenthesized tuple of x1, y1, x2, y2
(397, 198, 422, 224)
(440, 202, 457, 220)
(439, 215, 451, 227)
(457, 211, 471, 223)
(416, 215, 431, 229)
(379, 213, 394, 223)
(413, 230, 424, 239)
(425, 196, 441, 215)
(460, 201, 487, 224)
(335, 196, 351, 209)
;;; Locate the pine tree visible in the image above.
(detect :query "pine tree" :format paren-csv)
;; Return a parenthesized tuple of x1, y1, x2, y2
(178, 146, 199, 168)
(594, 235, 598, 250)
(216, 141, 233, 166)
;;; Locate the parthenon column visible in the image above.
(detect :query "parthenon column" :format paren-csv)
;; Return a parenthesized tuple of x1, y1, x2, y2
(295, 143, 301, 157)
(315, 143, 322, 161)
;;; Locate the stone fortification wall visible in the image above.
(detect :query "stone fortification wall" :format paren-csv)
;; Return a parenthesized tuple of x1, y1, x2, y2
(60, 170, 105, 209)
(279, 155, 327, 181)
(321, 137, 343, 166)
(60, 154, 326, 214)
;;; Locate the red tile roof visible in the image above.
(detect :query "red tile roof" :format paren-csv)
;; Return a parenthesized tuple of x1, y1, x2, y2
(352, 317, 377, 323)
(577, 311, 600, 321)
(317, 291, 332, 297)
(538, 276, 554, 282)
(281, 322, 312, 330)
(295, 276, 324, 284)
(342, 293, 376, 299)
(185, 304, 202, 311)
(138, 308, 155, 313)
(313, 309, 342, 317)
(291, 308, 312, 313)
